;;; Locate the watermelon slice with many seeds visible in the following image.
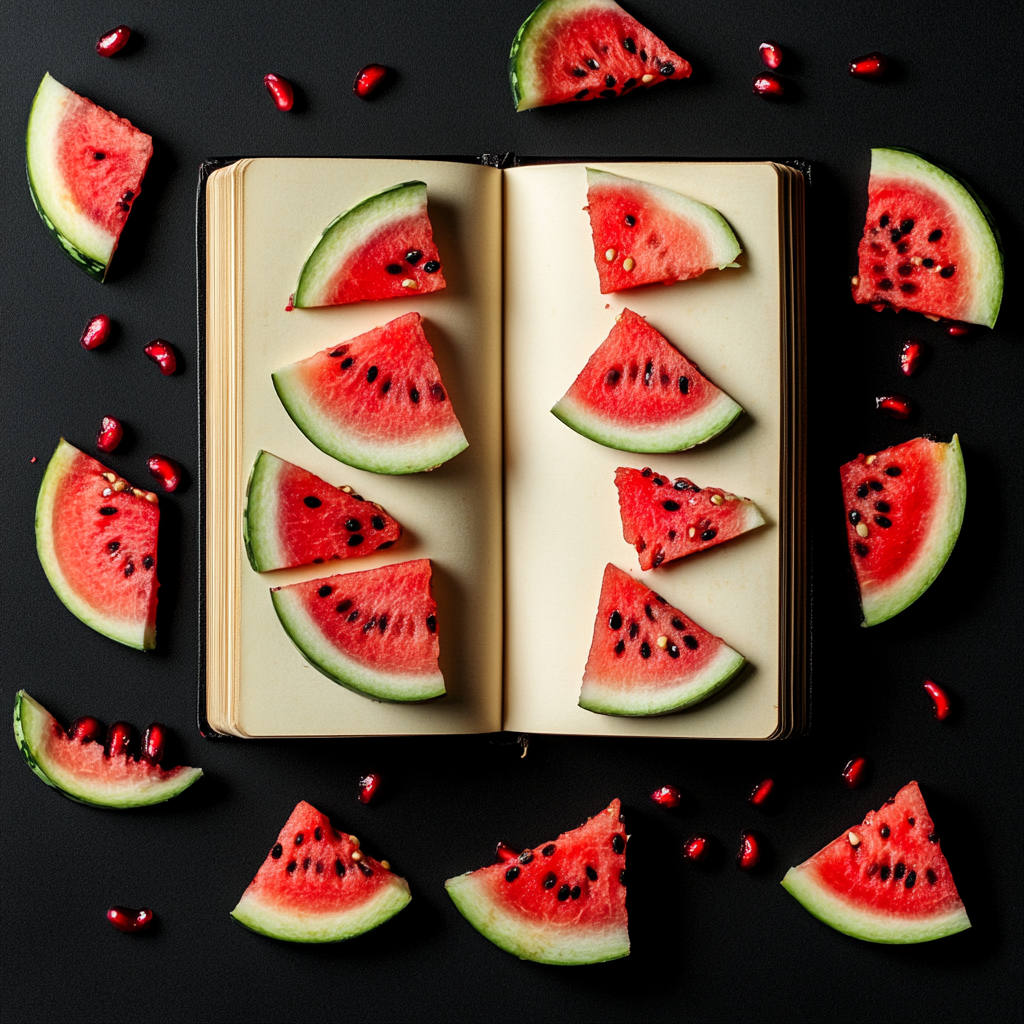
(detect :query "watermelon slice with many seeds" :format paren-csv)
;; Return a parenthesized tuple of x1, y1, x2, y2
(782, 781, 970, 944)
(231, 800, 410, 943)
(446, 799, 629, 964)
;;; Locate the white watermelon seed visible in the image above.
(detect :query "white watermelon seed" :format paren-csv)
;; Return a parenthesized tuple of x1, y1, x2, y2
(688, 527, 696, 538)
(642, 74, 654, 83)
(848, 832, 861, 847)
(656, 635, 668, 649)
(401, 278, 418, 289)
(605, 248, 617, 261)
(623, 257, 635, 272)
(856, 523, 869, 538)
(711, 494, 724, 505)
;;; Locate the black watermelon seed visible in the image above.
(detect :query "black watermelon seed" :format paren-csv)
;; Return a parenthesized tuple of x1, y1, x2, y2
(426, 614, 437, 633)
(542, 844, 556, 856)
(303, 496, 322, 508)
(639, 49, 647, 61)
(505, 866, 520, 882)
(849, 510, 861, 525)
(926, 869, 937, 884)
(612, 833, 625, 854)
(143, 556, 154, 570)
(929, 832, 939, 843)
(605, 74, 616, 87)
(316, 861, 323, 873)
(879, 214, 890, 227)
(363, 617, 377, 633)
(875, 501, 890, 513)
(347, 534, 364, 546)
(678, 376, 689, 394)
(644, 604, 655, 621)
(295, 833, 304, 845)
(880, 825, 890, 838)
(869, 480, 884, 491)
(609, 610, 623, 630)
(543, 872, 557, 889)
(700, 529, 718, 541)
(922, 257, 935, 267)
(905, 870, 916, 888)
(940, 265, 956, 278)
(900, 219, 915, 234)
(586, 865, 598, 881)
(928, 229, 943, 242)
(377, 540, 394, 550)
(340, 356, 354, 369)
(874, 515, 892, 528)
(406, 249, 423, 264)
(890, 230, 902, 243)
(371, 515, 385, 530)
(662, 500, 680, 511)
(366, 366, 378, 383)
(668, 530, 676, 540)
(652, 551, 665, 567)
(880, 866, 891, 881)
(519, 850, 534, 865)
(886, 466, 902, 476)
(898, 264, 913, 276)
(671, 617, 685, 630)
(410, 387, 420, 404)
(600, 89, 617, 98)
(381, 380, 392, 394)
(856, 483, 869, 498)
(879, 278, 894, 290)
(570, 886, 581, 900)
(271, 843, 283, 859)
(303, 857, 310, 870)
(286, 861, 297, 873)
(654, 594, 667, 604)
(619, 869, 627, 886)
(652, 477, 663, 486)
(659, 62, 675, 75)
(640, 641, 651, 658)
(378, 615, 388, 633)
(683, 635, 699, 650)
(572, 67, 587, 77)
(318, 585, 333, 598)
(624, 214, 636, 226)
(641, 468, 652, 477)
(622, 36, 636, 53)
(336, 600, 352, 614)
(335, 859, 346, 876)
(575, 89, 589, 99)
(623, 77, 638, 90)
(605, 368, 621, 385)
(587, 58, 599, 69)
(347, 611, 359, 623)
(358, 861, 374, 877)
(423, 261, 441, 273)
(668, 643, 680, 659)
(431, 384, 447, 402)
(345, 518, 362, 531)
(100, 507, 117, 516)
(900, 283, 918, 294)
(855, 543, 869, 557)
(643, 360, 654, 386)
(629, 622, 639, 639)
(124, 562, 134, 577)
(894, 862, 905, 879)
(108, 541, 120, 552)
(329, 348, 347, 358)
(557, 885, 570, 901)
(313, 558, 324, 563)
(614, 640, 625, 655)
(314, 827, 322, 841)
(386, 263, 402, 274)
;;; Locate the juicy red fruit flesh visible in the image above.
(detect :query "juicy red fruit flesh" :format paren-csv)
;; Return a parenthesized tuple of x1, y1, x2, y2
(80, 314, 112, 350)
(752, 73, 784, 97)
(924, 679, 953, 721)
(144, 341, 177, 375)
(849, 52, 887, 78)
(357, 772, 381, 804)
(107, 906, 154, 933)
(69, 716, 102, 743)
(843, 756, 869, 789)
(876, 394, 913, 419)
(900, 340, 924, 376)
(354, 64, 389, 99)
(683, 835, 710, 862)
(263, 73, 295, 111)
(106, 721, 133, 759)
(96, 25, 131, 57)
(96, 416, 124, 453)
(651, 784, 682, 808)
(737, 831, 761, 870)
(758, 40, 783, 69)
(148, 455, 181, 493)
(749, 778, 774, 807)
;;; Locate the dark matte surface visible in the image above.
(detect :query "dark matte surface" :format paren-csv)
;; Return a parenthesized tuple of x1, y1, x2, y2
(1, 2, 1021, 1021)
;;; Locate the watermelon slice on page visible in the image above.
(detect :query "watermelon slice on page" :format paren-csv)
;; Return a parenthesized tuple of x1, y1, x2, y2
(852, 148, 1003, 328)
(586, 168, 741, 293)
(782, 782, 970, 944)
(551, 309, 743, 452)
(615, 466, 765, 570)
(509, 0, 691, 111)
(231, 800, 411, 943)
(273, 312, 468, 475)
(580, 564, 745, 716)
(271, 558, 445, 703)
(841, 435, 965, 627)
(36, 439, 160, 650)
(243, 451, 402, 572)
(445, 799, 629, 964)
(26, 73, 153, 282)
(293, 181, 445, 307)
(14, 691, 202, 809)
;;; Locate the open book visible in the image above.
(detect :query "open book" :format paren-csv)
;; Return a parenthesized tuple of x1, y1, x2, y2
(201, 157, 806, 740)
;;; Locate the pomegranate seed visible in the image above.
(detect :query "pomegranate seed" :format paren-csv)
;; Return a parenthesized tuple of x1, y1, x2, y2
(749, 778, 774, 807)
(871, 303, 888, 312)
(107, 906, 154, 933)
(758, 40, 783, 70)
(144, 341, 177, 375)
(842, 756, 869, 789)
(96, 416, 124, 453)
(495, 842, 520, 863)
(923, 679, 953, 721)
(285, 294, 295, 312)
(69, 716, 103, 744)
(142, 723, 167, 764)
(263, 73, 295, 111)
(900, 339, 924, 376)
(651, 784, 682, 808)
(106, 722, 133, 759)
(682, 835, 710, 863)
(147, 455, 181, 492)
(358, 772, 381, 804)
(876, 394, 913, 419)
(737, 831, 761, 871)
(947, 323, 971, 338)
(353, 64, 390, 99)
(849, 52, 887, 78)
(80, 314, 112, 350)
(30, 456, 38, 463)
(96, 25, 131, 57)
(752, 73, 784, 98)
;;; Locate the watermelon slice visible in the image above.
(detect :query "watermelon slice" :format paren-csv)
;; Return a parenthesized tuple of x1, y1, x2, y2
(293, 181, 445, 307)
(551, 309, 743, 453)
(782, 782, 970, 944)
(841, 435, 966, 627)
(616, 466, 765, 570)
(273, 312, 468, 475)
(852, 149, 1003, 328)
(271, 558, 445, 703)
(580, 564, 745, 715)
(243, 451, 402, 572)
(26, 73, 153, 282)
(14, 691, 202, 809)
(445, 799, 629, 964)
(509, 0, 691, 111)
(586, 168, 741, 293)
(36, 439, 160, 650)
(231, 800, 411, 942)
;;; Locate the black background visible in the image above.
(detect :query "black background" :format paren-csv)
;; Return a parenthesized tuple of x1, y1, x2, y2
(1, 2, 1021, 1022)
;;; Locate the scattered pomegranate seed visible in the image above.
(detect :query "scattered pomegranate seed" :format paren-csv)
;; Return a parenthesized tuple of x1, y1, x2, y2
(749, 778, 774, 807)
(107, 906, 154, 933)
(263, 73, 295, 111)
(354, 64, 390, 99)
(871, 302, 888, 312)
(80, 314, 112, 350)
(30, 456, 37, 463)
(737, 831, 761, 871)
(900, 339, 924, 376)
(923, 680, 953, 721)
(96, 25, 131, 57)
(682, 835, 710, 863)
(752, 73, 784, 97)
(495, 842, 520, 863)
(96, 416, 124, 453)
(285, 294, 295, 312)
(876, 394, 913, 419)
(849, 52, 887, 78)
(947, 323, 971, 337)
(358, 772, 382, 804)
(651, 784, 682, 808)
(106, 722, 133, 759)
(842, 756, 869, 789)
(142, 723, 167, 764)
(144, 341, 177, 375)
(758, 40, 783, 69)
(69, 716, 103, 744)
(147, 455, 181, 492)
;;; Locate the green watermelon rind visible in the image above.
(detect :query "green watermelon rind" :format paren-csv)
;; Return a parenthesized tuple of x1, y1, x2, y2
(780, 862, 971, 944)
(14, 691, 202, 809)
(868, 148, 1003, 329)
(242, 450, 285, 573)
(270, 585, 446, 703)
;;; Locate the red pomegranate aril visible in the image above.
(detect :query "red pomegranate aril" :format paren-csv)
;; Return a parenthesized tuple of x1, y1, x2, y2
(106, 721, 133, 759)
(749, 778, 774, 807)
(357, 772, 381, 804)
(871, 303, 888, 313)
(651, 784, 682, 808)
(842, 756, 869, 789)
(263, 73, 295, 111)
(80, 314, 112, 350)
(947, 323, 971, 338)
(737, 831, 761, 871)
(758, 40, 783, 70)
(900, 339, 924, 376)
(142, 723, 167, 764)
(96, 25, 131, 57)
(96, 416, 124, 453)
(683, 835, 710, 863)
(69, 716, 103, 744)
(849, 52, 887, 78)
(107, 906, 154, 933)
(876, 394, 912, 419)
(495, 841, 520, 863)
(144, 341, 177, 375)
(354, 63, 389, 99)
(752, 73, 784, 97)
(147, 455, 181, 493)
(923, 679, 953, 721)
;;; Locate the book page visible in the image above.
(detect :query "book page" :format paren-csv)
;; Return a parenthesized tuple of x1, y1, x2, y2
(502, 162, 784, 739)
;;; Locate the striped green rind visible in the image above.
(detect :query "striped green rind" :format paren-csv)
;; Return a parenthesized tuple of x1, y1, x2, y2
(242, 450, 283, 572)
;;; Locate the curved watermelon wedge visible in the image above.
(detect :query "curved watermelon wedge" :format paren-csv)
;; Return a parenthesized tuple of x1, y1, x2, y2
(36, 439, 160, 650)
(509, 0, 691, 111)
(445, 799, 628, 964)
(841, 435, 965, 627)
(587, 168, 741, 293)
(852, 148, 1003, 328)
(271, 558, 445, 702)
(26, 73, 153, 282)
(782, 782, 970, 944)
(293, 181, 445, 307)
(551, 309, 743, 452)
(273, 312, 468, 475)
(14, 691, 202, 809)
(231, 801, 411, 943)
(580, 564, 746, 715)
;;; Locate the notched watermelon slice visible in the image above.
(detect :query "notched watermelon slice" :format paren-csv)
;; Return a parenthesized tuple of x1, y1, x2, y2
(586, 168, 741, 293)
(551, 309, 743, 452)
(273, 312, 468, 475)
(36, 439, 160, 650)
(580, 564, 745, 715)
(841, 435, 965, 627)
(271, 558, 445, 703)
(853, 148, 1003, 328)
(446, 799, 629, 964)
(782, 781, 970, 944)
(509, 0, 691, 111)
(26, 73, 153, 282)
(231, 800, 411, 943)
(293, 181, 445, 307)
(243, 451, 402, 572)
(14, 691, 201, 809)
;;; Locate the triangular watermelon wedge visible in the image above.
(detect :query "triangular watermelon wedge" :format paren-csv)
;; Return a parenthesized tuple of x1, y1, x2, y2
(445, 799, 629, 964)
(782, 782, 971, 944)
(551, 309, 743, 452)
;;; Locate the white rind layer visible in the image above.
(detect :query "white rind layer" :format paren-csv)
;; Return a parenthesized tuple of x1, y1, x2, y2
(242, 450, 287, 572)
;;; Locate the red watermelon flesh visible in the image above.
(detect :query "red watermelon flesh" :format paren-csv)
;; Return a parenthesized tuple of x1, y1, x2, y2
(782, 782, 970, 944)
(445, 799, 629, 964)
(616, 466, 765, 570)
(231, 800, 411, 943)
(580, 564, 745, 716)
